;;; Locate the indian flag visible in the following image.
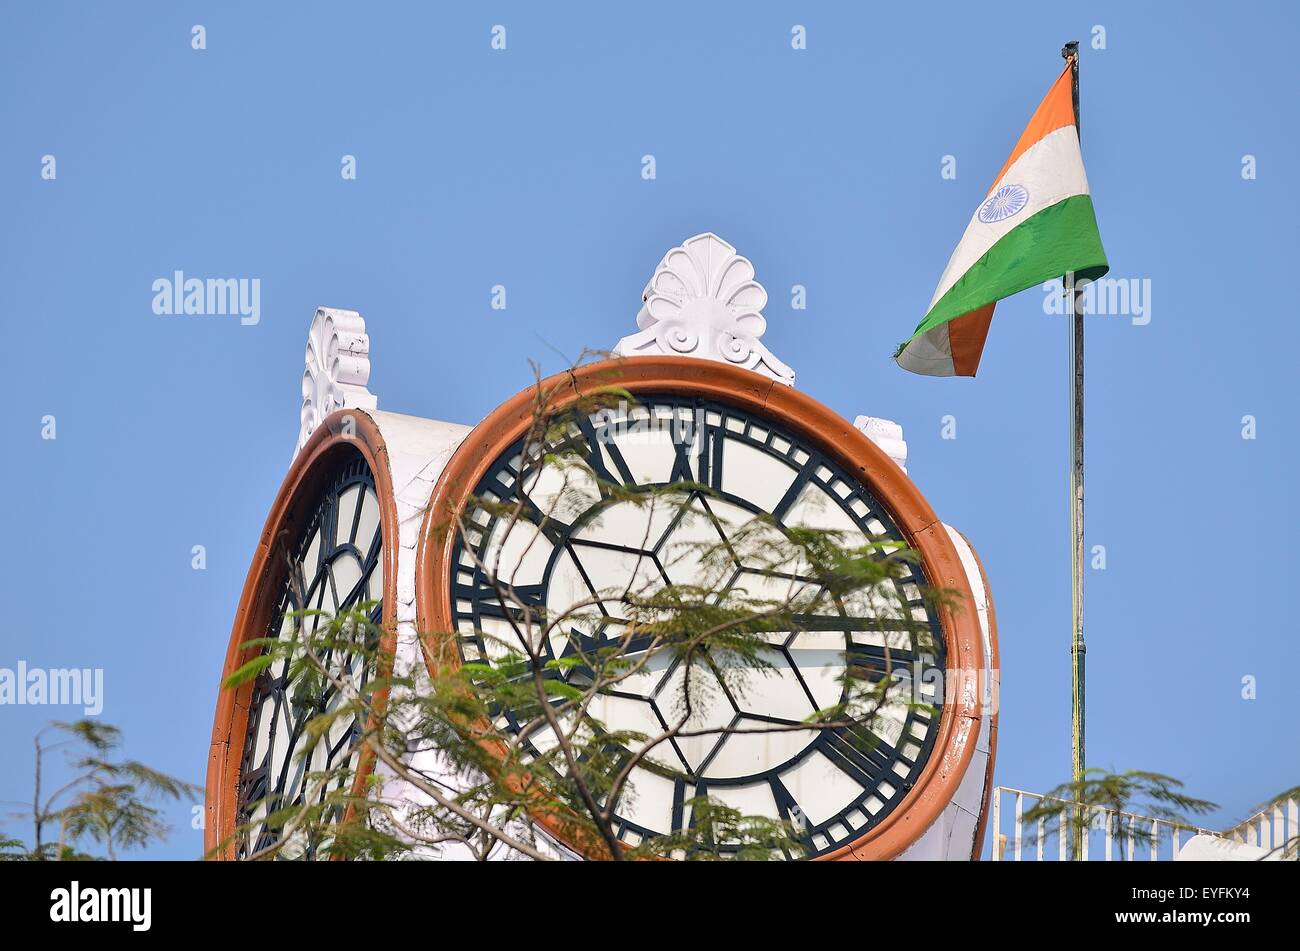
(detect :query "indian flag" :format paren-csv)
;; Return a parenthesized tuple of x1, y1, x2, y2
(896, 63, 1108, 376)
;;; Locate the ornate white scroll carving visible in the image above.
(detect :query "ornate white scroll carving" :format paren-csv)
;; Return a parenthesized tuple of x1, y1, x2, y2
(297, 307, 378, 455)
(854, 416, 908, 473)
(614, 233, 795, 385)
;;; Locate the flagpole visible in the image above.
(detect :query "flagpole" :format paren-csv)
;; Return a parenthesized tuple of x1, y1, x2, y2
(1062, 40, 1086, 815)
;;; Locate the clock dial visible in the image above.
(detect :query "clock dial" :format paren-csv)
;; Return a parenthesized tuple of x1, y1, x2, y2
(447, 396, 944, 859)
(236, 453, 384, 859)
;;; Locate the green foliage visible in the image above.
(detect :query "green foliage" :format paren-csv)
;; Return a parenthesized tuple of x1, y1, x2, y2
(63, 785, 171, 860)
(626, 797, 807, 861)
(0, 840, 98, 862)
(1021, 768, 1218, 858)
(5, 719, 200, 861)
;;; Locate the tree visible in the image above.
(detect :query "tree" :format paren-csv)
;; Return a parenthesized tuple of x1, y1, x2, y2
(2, 720, 199, 861)
(1019, 768, 1218, 859)
(1015, 769, 1300, 862)
(220, 366, 957, 861)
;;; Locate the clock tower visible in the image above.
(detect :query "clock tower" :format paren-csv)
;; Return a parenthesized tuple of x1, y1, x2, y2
(207, 233, 998, 861)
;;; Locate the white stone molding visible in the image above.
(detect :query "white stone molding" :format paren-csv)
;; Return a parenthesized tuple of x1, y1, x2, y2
(614, 232, 795, 385)
(854, 415, 908, 473)
(298, 307, 378, 455)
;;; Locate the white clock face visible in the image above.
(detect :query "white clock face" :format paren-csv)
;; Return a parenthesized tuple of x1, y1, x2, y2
(449, 396, 944, 859)
(237, 453, 384, 859)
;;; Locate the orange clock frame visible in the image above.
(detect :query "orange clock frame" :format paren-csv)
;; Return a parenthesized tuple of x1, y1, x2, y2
(205, 411, 400, 860)
(415, 356, 986, 861)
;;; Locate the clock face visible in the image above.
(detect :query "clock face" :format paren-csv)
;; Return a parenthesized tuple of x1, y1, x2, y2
(448, 395, 945, 859)
(236, 453, 384, 859)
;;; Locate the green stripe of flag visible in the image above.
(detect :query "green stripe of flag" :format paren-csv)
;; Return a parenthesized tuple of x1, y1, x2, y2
(899, 195, 1109, 352)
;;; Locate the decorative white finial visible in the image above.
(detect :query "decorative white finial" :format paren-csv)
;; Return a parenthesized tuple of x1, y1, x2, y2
(854, 416, 908, 472)
(614, 232, 795, 385)
(297, 307, 377, 454)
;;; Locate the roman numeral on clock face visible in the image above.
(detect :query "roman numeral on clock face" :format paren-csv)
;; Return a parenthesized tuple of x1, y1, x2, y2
(816, 722, 898, 789)
(574, 415, 635, 489)
(455, 580, 546, 620)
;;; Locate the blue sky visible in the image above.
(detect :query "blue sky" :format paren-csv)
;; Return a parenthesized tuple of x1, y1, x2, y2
(1, 2, 1296, 859)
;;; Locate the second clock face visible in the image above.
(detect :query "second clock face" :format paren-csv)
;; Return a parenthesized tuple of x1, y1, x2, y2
(236, 452, 384, 859)
(448, 395, 945, 859)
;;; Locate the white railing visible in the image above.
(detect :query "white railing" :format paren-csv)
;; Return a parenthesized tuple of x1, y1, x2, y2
(1224, 797, 1300, 858)
(989, 786, 1221, 861)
